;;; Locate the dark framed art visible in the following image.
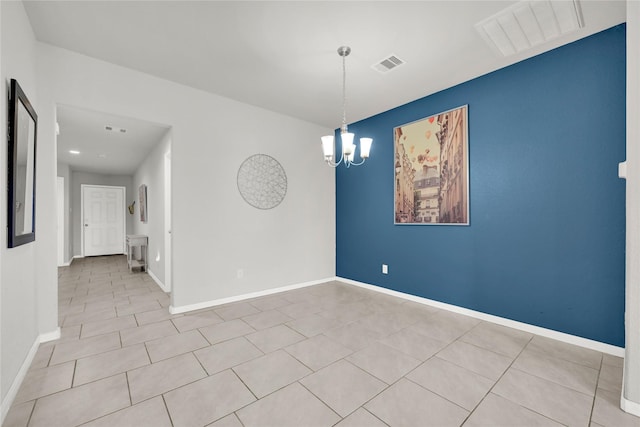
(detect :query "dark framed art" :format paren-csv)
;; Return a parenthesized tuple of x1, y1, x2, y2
(7, 79, 37, 247)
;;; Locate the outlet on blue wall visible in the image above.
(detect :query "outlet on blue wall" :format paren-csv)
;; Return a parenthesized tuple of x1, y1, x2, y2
(336, 25, 626, 347)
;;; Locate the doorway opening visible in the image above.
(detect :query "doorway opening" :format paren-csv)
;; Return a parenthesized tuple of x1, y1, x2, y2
(55, 104, 173, 291)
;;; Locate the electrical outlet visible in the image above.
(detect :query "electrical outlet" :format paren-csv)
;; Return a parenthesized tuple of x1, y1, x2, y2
(382, 264, 388, 274)
(237, 269, 244, 279)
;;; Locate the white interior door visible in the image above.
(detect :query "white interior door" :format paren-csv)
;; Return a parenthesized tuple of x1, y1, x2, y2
(82, 185, 125, 256)
(57, 176, 65, 266)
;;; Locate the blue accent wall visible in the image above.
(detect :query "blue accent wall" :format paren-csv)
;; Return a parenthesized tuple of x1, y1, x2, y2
(336, 25, 626, 347)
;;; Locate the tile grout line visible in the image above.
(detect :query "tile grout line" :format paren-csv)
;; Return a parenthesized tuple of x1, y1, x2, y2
(506, 347, 603, 396)
(296, 379, 345, 421)
(299, 356, 391, 424)
(456, 334, 535, 425)
(588, 354, 605, 425)
(288, 316, 449, 423)
(125, 371, 133, 407)
(461, 335, 576, 426)
(25, 397, 36, 427)
(268, 299, 419, 417)
(160, 394, 176, 427)
(70, 359, 78, 390)
(229, 367, 259, 403)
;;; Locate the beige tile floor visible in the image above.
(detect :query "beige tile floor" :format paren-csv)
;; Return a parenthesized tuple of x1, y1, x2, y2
(4, 255, 640, 427)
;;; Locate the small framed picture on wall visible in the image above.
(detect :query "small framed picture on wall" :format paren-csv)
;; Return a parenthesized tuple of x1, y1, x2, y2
(139, 184, 147, 223)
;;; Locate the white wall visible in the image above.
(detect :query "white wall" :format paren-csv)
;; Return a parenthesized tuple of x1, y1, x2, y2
(36, 43, 336, 309)
(1, 0, 39, 400)
(132, 130, 171, 287)
(0, 0, 57, 413)
(70, 171, 134, 257)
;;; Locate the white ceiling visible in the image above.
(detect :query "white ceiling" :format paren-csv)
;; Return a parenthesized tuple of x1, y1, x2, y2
(23, 1, 626, 173)
(57, 105, 169, 175)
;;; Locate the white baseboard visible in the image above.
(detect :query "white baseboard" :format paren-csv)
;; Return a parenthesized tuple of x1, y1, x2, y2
(621, 394, 640, 417)
(0, 338, 39, 424)
(621, 362, 640, 416)
(147, 269, 169, 293)
(169, 275, 624, 357)
(169, 277, 335, 315)
(337, 277, 625, 357)
(39, 327, 61, 343)
(1, 327, 61, 424)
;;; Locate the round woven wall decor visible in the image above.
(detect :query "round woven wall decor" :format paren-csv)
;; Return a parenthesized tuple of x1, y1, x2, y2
(237, 154, 287, 210)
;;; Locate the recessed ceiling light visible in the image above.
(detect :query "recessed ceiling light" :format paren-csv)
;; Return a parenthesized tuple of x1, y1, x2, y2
(69, 150, 80, 155)
(105, 125, 127, 133)
(97, 154, 107, 158)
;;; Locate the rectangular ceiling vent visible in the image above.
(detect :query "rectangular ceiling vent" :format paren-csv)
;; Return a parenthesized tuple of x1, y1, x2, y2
(475, 0, 584, 57)
(372, 54, 405, 74)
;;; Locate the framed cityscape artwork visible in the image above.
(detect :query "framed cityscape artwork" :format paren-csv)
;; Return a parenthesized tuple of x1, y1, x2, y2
(394, 105, 469, 225)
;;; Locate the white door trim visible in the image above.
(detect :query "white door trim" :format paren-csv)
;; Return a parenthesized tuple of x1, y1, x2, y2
(57, 177, 65, 266)
(164, 150, 172, 292)
(81, 184, 126, 257)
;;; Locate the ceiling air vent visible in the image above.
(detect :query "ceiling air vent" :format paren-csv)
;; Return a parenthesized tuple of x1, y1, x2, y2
(475, 0, 584, 57)
(372, 54, 405, 74)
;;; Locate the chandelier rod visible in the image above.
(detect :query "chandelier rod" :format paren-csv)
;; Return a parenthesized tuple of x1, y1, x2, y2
(338, 46, 351, 133)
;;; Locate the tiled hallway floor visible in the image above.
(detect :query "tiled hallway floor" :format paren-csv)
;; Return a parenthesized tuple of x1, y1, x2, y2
(4, 255, 640, 426)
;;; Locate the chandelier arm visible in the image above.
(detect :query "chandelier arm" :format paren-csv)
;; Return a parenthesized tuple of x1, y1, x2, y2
(348, 157, 366, 167)
(325, 149, 345, 168)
